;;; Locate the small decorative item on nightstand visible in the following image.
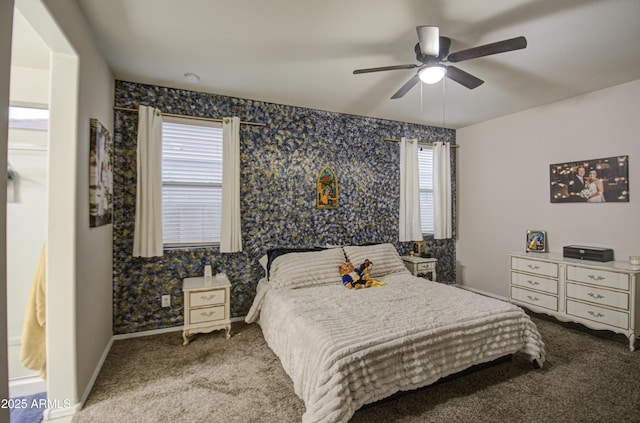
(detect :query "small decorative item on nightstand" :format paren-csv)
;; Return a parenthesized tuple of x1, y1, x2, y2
(401, 255, 437, 281)
(182, 273, 231, 345)
(526, 230, 547, 252)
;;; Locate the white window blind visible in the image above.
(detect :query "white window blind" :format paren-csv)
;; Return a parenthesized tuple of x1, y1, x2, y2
(8, 106, 49, 131)
(418, 147, 434, 234)
(162, 118, 223, 246)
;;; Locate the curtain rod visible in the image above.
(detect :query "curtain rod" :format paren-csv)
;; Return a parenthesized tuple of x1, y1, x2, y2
(113, 106, 266, 127)
(383, 137, 460, 148)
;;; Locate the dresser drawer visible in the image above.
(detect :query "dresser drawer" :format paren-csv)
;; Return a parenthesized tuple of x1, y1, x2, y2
(511, 286, 558, 311)
(189, 289, 226, 307)
(566, 300, 629, 330)
(511, 271, 558, 294)
(566, 282, 629, 311)
(566, 266, 629, 291)
(511, 257, 558, 278)
(189, 305, 225, 324)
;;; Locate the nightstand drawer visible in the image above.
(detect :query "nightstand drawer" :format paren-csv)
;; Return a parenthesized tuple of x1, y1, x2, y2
(566, 282, 629, 311)
(190, 289, 226, 307)
(566, 266, 629, 291)
(511, 257, 558, 278)
(567, 300, 629, 330)
(189, 305, 225, 324)
(511, 271, 558, 294)
(417, 262, 434, 271)
(511, 286, 557, 311)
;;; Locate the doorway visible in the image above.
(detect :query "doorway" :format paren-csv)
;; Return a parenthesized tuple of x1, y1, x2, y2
(6, 1, 80, 418)
(7, 8, 51, 398)
(6, 106, 48, 397)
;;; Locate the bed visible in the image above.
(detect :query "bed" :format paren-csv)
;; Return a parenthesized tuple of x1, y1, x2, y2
(246, 243, 545, 423)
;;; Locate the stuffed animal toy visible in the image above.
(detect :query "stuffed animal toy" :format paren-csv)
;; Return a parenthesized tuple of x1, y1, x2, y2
(339, 262, 366, 289)
(359, 259, 386, 287)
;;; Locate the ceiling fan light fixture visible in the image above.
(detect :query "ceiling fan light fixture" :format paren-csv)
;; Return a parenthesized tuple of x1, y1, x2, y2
(416, 25, 439, 56)
(418, 66, 446, 84)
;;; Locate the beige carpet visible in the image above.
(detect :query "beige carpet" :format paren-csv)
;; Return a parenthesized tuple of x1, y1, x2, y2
(73, 315, 640, 422)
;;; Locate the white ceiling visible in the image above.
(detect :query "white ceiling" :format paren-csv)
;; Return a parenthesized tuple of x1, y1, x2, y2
(48, 0, 640, 128)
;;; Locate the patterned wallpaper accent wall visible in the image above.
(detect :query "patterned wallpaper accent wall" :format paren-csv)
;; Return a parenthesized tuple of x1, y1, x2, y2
(113, 80, 456, 334)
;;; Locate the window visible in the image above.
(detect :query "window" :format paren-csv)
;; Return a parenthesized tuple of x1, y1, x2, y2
(161, 117, 223, 246)
(8, 106, 49, 130)
(418, 147, 434, 234)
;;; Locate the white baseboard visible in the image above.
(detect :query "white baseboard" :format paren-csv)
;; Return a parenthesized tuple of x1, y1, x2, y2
(41, 335, 114, 420)
(43, 402, 81, 421)
(457, 285, 509, 302)
(9, 376, 46, 398)
(112, 317, 246, 341)
(112, 325, 183, 341)
(79, 337, 114, 407)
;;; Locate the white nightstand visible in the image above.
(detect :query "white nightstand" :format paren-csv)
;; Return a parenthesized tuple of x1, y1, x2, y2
(182, 274, 231, 345)
(401, 255, 437, 281)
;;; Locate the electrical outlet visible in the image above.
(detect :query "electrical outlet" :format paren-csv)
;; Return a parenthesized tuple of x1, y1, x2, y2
(161, 295, 171, 308)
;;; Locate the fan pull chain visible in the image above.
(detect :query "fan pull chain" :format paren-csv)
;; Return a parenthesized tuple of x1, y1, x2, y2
(420, 82, 424, 124)
(442, 78, 446, 128)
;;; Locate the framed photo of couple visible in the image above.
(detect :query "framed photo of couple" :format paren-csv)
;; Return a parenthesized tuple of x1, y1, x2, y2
(549, 155, 629, 203)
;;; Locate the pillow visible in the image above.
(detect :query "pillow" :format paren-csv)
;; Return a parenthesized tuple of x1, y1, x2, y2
(343, 243, 409, 279)
(269, 247, 345, 289)
(266, 247, 325, 279)
(259, 255, 268, 273)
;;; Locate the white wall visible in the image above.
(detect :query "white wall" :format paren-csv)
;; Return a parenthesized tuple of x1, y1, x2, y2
(456, 79, 640, 297)
(9, 65, 48, 106)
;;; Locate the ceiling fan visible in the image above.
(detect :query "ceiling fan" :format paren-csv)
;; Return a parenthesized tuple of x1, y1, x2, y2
(353, 26, 527, 99)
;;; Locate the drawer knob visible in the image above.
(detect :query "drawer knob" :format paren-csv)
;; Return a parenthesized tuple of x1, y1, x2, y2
(527, 264, 540, 270)
(201, 294, 216, 300)
(587, 292, 605, 300)
(526, 295, 540, 302)
(200, 311, 216, 317)
(527, 280, 540, 286)
(587, 310, 605, 318)
(588, 274, 605, 281)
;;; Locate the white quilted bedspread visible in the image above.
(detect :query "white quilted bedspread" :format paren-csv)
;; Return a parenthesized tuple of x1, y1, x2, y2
(248, 273, 545, 423)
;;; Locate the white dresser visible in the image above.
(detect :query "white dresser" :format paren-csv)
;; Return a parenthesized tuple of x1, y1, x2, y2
(182, 274, 231, 345)
(509, 252, 640, 351)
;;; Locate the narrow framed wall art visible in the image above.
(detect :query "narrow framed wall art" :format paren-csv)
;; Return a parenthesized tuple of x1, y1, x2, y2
(89, 118, 113, 227)
(317, 165, 338, 209)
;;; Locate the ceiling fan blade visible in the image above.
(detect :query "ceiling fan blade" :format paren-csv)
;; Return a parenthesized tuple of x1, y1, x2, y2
(447, 36, 527, 63)
(391, 74, 420, 99)
(445, 66, 484, 89)
(353, 64, 418, 74)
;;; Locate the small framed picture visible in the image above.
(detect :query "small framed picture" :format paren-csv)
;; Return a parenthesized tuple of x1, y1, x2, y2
(526, 230, 547, 252)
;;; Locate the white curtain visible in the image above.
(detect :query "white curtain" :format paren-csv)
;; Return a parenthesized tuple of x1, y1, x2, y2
(133, 105, 164, 257)
(399, 137, 422, 242)
(220, 117, 242, 253)
(433, 142, 452, 239)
